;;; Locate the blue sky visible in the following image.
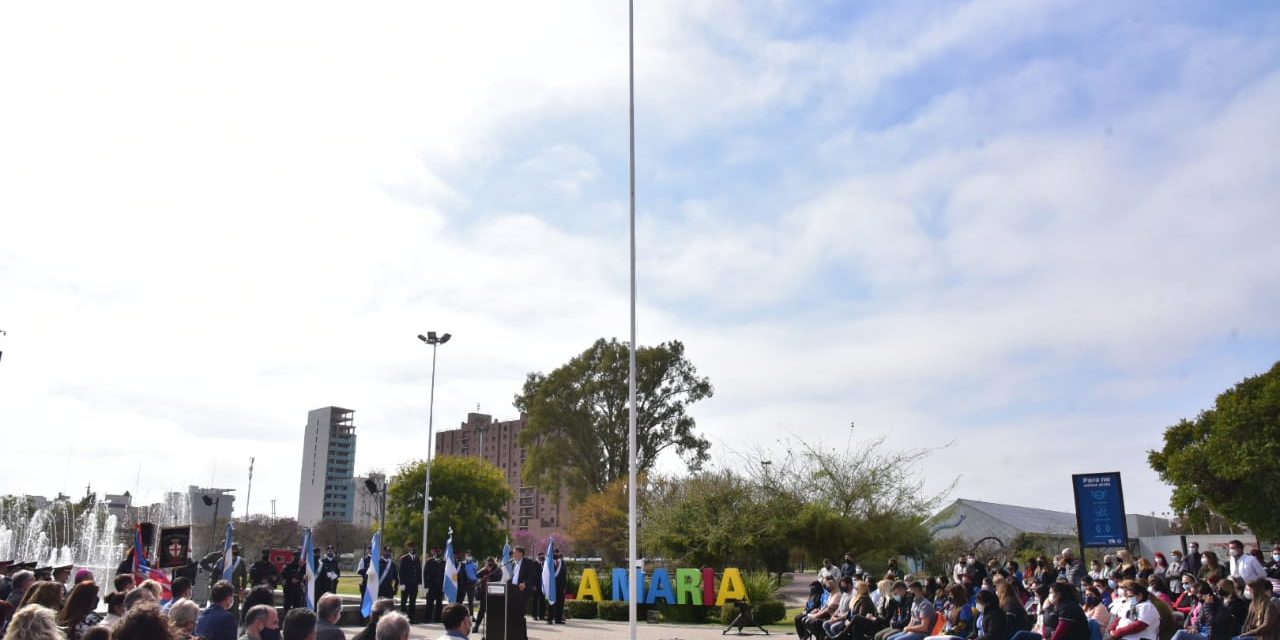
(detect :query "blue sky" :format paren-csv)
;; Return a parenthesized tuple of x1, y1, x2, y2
(1, 0, 1277, 522)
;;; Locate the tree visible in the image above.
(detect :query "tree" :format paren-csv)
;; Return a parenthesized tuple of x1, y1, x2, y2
(1148, 361, 1280, 540)
(514, 338, 714, 503)
(567, 477, 632, 565)
(383, 455, 514, 556)
(642, 470, 802, 574)
(234, 516, 302, 554)
(311, 518, 367, 556)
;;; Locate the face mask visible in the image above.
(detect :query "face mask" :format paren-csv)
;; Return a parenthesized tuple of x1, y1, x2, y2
(976, 604, 986, 613)
(1115, 589, 1127, 600)
(1244, 590, 1253, 601)
(1183, 583, 1194, 590)
(1273, 554, 1280, 563)
(1108, 580, 1118, 590)
(1085, 597, 1100, 606)
(894, 594, 903, 602)
(1129, 597, 1139, 606)
(261, 629, 281, 640)
(1202, 557, 1209, 564)
(1229, 549, 1240, 558)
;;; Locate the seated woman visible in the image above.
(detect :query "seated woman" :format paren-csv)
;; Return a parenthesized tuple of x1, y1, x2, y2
(1013, 581, 1091, 640)
(1169, 584, 1231, 640)
(1083, 586, 1111, 633)
(972, 590, 1010, 640)
(924, 584, 973, 640)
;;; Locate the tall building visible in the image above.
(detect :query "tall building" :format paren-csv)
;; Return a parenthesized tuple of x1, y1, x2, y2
(297, 407, 357, 527)
(435, 412, 570, 541)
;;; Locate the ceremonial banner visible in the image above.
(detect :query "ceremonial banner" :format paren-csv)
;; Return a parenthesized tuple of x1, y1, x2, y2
(159, 526, 192, 569)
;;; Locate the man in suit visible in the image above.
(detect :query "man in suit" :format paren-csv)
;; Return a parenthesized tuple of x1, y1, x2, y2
(508, 546, 540, 640)
(317, 547, 341, 598)
(398, 542, 422, 622)
(424, 547, 446, 624)
(377, 546, 399, 599)
(314, 593, 346, 640)
(548, 550, 567, 624)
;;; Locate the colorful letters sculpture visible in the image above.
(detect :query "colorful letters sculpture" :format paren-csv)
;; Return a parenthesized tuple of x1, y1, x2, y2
(576, 566, 747, 606)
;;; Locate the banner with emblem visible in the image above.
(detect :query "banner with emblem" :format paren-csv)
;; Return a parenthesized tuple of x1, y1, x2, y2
(158, 526, 192, 568)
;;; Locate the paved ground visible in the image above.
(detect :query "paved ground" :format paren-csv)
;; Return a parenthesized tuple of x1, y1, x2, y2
(343, 618, 782, 640)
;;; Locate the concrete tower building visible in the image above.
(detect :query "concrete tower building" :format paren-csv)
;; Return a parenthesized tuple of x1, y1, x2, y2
(297, 407, 357, 526)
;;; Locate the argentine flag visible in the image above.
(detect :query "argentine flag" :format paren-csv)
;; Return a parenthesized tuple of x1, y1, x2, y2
(301, 528, 318, 609)
(360, 532, 381, 617)
(443, 529, 459, 603)
(221, 521, 236, 580)
(500, 540, 512, 583)
(541, 537, 556, 605)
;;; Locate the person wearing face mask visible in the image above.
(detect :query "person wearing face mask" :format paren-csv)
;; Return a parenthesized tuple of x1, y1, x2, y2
(240, 604, 281, 640)
(1171, 584, 1232, 640)
(822, 577, 858, 639)
(1227, 542, 1266, 584)
(316, 547, 340, 598)
(1176, 577, 1204, 618)
(1170, 553, 1186, 592)
(1215, 581, 1247, 638)
(1084, 586, 1112, 632)
(1111, 582, 1161, 640)
(1267, 547, 1280, 581)
(874, 582, 913, 640)
(971, 590, 1010, 640)
(1183, 546, 1203, 583)
(926, 584, 974, 640)
(887, 582, 935, 640)
(1200, 553, 1228, 584)
(1236, 579, 1279, 640)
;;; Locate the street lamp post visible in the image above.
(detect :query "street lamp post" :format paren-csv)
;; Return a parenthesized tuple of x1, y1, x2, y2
(416, 332, 451, 574)
(364, 477, 387, 539)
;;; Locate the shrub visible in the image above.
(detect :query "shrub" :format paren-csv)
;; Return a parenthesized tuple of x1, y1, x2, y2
(742, 571, 781, 603)
(565, 600, 597, 619)
(719, 599, 786, 626)
(598, 600, 629, 621)
(658, 603, 711, 623)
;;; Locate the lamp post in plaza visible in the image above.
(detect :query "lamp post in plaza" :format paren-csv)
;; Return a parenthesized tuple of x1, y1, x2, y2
(416, 331, 451, 577)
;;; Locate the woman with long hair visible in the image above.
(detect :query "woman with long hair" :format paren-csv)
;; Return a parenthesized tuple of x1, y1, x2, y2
(926, 584, 974, 640)
(843, 580, 879, 640)
(1199, 553, 1227, 584)
(1113, 550, 1138, 582)
(1237, 579, 1279, 640)
(17, 584, 63, 613)
(97, 593, 125, 630)
(1215, 580, 1247, 638)
(1137, 557, 1155, 581)
(55, 583, 101, 640)
(997, 581, 1030, 634)
(972, 589, 1009, 640)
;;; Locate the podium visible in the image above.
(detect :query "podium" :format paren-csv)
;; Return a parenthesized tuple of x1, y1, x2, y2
(484, 582, 523, 640)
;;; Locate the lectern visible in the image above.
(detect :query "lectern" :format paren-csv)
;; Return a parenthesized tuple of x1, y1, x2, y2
(484, 582, 522, 640)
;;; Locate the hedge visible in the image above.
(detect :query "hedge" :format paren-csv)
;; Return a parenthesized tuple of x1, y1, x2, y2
(719, 600, 786, 626)
(565, 600, 597, 619)
(657, 603, 714, 623)
(597, 600, 652, 621)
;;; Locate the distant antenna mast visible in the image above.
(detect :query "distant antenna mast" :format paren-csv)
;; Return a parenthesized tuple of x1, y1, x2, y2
(270, 499, 277, 522)
(244, 457, 255, 521)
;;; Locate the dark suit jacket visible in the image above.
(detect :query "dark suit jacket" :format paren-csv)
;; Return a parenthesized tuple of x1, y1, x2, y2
(398, 554, 422, 587)
(316, 620, 345, 640)
(510, 557, 540, 592)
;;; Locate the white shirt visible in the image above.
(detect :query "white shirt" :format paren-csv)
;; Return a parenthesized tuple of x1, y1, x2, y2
(1120, 601, 1160, 640)
(1230, 553, 1266, 582)
(511, 558, 522, 584)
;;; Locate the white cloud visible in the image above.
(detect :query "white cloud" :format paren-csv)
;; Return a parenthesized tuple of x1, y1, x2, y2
(0, 1, 1276, 523)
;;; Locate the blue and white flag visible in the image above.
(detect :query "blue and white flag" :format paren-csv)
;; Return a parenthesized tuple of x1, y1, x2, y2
(541, 537, 556, 605)
(221, 521, 236, 580)
(500, 539, 512, 583)
(360, 531, 382, 618)
(301, 528, 317, 610)
(443, 528, 458, 603)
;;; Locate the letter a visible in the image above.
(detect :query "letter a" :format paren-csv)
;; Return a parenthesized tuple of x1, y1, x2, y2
(716, 568, 748, 605)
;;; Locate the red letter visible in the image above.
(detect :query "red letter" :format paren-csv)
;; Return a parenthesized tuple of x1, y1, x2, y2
(702, 567, 716, 606)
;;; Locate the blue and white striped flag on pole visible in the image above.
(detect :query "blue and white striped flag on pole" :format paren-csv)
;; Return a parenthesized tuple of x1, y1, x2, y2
(500, 539, 512, 583)
(301, 528, 317, 610)
(541, 537, 556, 605)
(221, 521, 236, 581)
(443, 528, 458, 603)
(361, 531, 381, 618)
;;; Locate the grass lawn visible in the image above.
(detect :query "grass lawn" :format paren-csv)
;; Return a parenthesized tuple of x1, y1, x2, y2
(335, 575, 363, 596)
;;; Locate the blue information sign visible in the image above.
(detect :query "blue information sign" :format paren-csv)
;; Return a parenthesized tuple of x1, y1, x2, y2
(1072, 472, 1129, 547)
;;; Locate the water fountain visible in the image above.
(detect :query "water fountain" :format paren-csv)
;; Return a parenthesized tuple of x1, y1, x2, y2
(0, 491, 192, 586)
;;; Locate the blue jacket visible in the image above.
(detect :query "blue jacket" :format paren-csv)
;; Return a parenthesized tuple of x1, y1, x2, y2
(195, 603, 237, 640)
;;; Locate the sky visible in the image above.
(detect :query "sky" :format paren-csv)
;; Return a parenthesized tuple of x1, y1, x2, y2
(1, 1, 1278, 524)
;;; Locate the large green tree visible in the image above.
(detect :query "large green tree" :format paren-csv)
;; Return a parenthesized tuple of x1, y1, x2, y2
(383, 455, 514, 555)
(1148, 361, 1280, 540)
(514, 338, 713, 503)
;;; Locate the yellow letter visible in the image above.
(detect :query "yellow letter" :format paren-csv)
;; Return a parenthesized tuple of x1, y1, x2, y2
(716, 568, 748, 605)
(577, 568, 604, 601)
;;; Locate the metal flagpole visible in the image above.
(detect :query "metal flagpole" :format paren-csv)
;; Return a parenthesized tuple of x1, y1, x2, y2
(627, 0, 639, 637)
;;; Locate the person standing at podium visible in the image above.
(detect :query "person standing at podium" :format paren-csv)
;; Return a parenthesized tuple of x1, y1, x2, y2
(508, 547, 540, 640)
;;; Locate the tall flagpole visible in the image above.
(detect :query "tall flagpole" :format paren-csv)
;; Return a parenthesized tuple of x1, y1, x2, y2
(627, 0, 639, 638)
